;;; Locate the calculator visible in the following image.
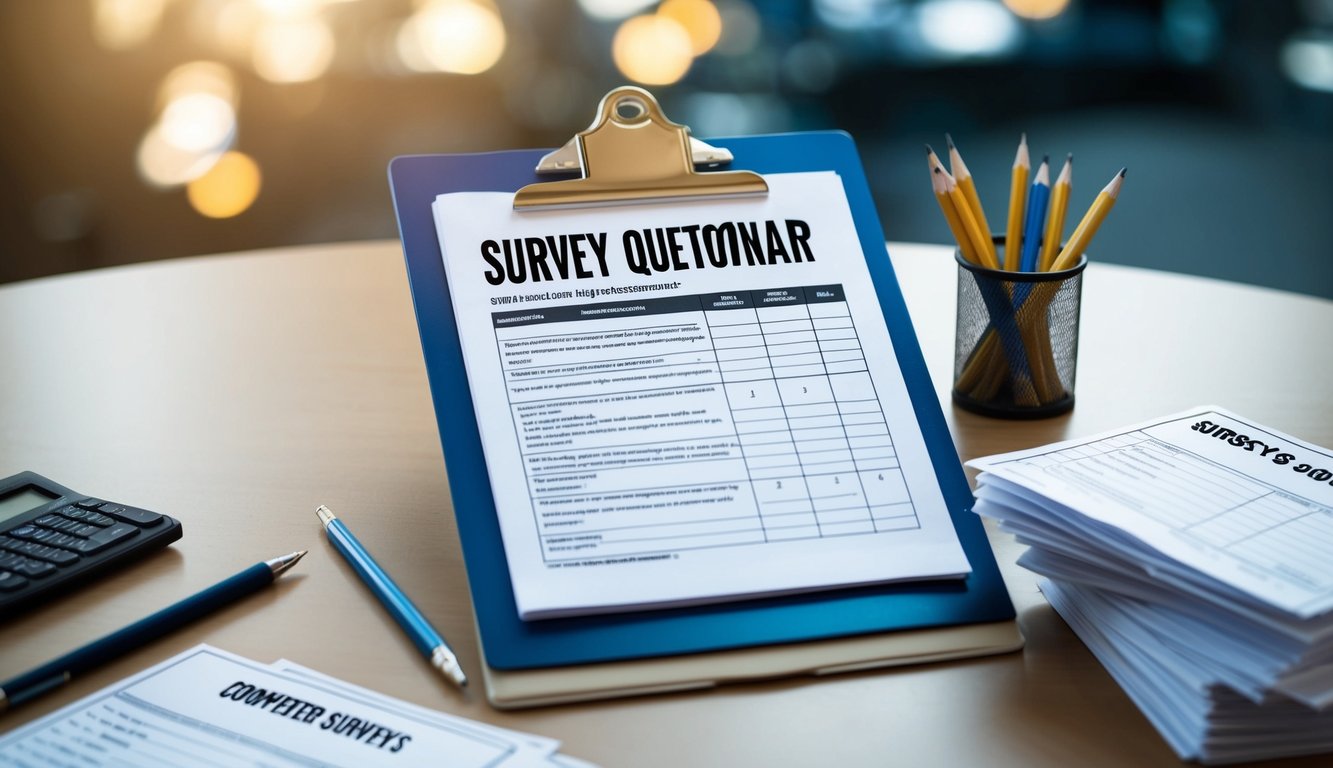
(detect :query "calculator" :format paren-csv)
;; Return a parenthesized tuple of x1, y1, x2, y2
(0, 471, 183, 616)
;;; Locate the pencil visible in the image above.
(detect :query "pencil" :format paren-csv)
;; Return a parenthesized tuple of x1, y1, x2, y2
(930, 165, 980, 266)
(944, 169, 999, 270)
(1004, 133, 1030, 271)
(946, 134, 997, 267)
(1018, 156, 1050, 272)
(1039, 154, 1072, 271)
(1050, 168, 1125, 272)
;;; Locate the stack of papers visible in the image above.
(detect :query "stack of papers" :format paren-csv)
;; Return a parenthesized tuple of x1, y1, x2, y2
(0, 645, 596, 768)
(968, 407, 1333, 765)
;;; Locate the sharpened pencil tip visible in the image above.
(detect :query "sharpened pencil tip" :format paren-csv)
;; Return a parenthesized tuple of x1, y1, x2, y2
(945, 133, 956, 151)
(1040, 154, 1049, 165)
(1117, 167, 1126, 177)
(924, 143, 935, 156)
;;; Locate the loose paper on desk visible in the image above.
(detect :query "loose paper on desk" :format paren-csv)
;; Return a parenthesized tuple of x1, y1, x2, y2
(967, 406, 1333, 619)
(0, 645, 586, 767)
(431, 171, 971, 619)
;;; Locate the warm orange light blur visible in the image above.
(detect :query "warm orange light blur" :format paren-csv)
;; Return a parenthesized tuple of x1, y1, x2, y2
(251, 16, 337, 82)
(399, 0, 506, 75)
(187, 151, 262, 218)
(612, 14, 694, 85)
(658, 0, 722, 55)
(1002, 0, 1071, 20)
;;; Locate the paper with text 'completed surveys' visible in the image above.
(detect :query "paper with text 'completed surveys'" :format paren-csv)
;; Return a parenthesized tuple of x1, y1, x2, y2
(0, 645, 592, 768)
(431, 171, 971, 620)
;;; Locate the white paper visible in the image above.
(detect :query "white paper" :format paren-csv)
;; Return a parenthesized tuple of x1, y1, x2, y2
(969, 407, 1333, 619)
(0, 646, 571, 768)
(431, 172, 970, 619)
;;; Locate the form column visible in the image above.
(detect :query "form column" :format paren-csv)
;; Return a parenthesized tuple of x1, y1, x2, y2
(705, 291, 818, 541)
(808, 285, 919, 532)
(759, 287, 873, 536)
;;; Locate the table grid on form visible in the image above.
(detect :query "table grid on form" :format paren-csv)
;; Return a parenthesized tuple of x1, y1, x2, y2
(491, 284, 920, 562)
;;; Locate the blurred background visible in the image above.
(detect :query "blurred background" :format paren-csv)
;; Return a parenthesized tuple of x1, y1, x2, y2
(1, 0, 1330, 298)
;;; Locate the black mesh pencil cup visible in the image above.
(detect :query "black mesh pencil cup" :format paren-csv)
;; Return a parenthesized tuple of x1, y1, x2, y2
(951, 249, 1086, 418)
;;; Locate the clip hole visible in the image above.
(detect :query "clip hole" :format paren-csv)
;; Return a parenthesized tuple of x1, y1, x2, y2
(613, 96, 648, 123)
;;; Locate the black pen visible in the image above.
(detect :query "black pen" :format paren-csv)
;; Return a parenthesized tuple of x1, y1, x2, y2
(0, 551, 305, 713)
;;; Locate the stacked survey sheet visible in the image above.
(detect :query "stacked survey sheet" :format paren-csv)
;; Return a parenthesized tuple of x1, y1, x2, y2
(0, 645, 596, 768)
(968, 407, 1333, 765)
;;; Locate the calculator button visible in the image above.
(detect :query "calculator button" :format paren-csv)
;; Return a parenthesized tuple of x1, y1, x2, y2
(50, 519, 100, 538)
(17, 542, 79, 565)
(42, 532, 89, 551)
(0, 554, 55, 579)
(0, 537, 26, 553)
(29, 529, 61, 544)
(98, 504, 163, 528)
(0, 571, 27, 591)
(76, 497, 106, 509)
(14, 559, 56, 579)
(62, 507, 115, 527)
(35, 514, 63, 528)
(84, 511, 117, 527)
(8, 526, 38, 540)
(74, 523, 140, 554)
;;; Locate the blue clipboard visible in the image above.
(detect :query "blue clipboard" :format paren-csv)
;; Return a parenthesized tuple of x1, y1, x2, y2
(389, 117, 1016, 675)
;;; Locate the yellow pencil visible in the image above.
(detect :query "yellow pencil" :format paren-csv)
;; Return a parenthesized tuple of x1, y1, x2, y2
(946, 134, 998, 267)
(1050, 168, 1125, 272)
(944, 170, 1000, 271)
(1039, 154, 1072, 271)
(1004, 133, 1029, 271)
(930, 165, 980, 266)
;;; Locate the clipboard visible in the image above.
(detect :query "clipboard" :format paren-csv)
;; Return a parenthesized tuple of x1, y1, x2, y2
(389, 87, 1021, 708)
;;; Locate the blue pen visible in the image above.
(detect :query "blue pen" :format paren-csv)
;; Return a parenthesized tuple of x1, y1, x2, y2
(316, 505, 467, 689)
(0, 550, 306, 713)
(1018, 156, 1050, 272)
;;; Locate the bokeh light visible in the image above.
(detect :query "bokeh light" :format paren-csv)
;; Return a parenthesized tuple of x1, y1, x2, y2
(659, 0, 723, 55)
(186, 151, 263, 219)
(613, 14, 695, 85)
(251, 16, 337, 83)
(397, 0, 507, 75)
(577, 0, 657, 22)
(158, 61, 239, 110)
(92, 0, 167, 50)
(918, 0, 1021, 58)
(136, 127, 226, 188)
(1001, 0, 1070, 21)
(159, 93, 237, 154)
(1281, 35, 1333, 92)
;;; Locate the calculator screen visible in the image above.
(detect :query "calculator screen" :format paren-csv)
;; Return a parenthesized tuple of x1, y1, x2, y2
(0, 486, 57, 525)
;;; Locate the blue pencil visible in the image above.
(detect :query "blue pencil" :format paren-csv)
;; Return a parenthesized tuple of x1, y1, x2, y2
(0, 551, 306, 712)
(1019, 156, 1051, 272)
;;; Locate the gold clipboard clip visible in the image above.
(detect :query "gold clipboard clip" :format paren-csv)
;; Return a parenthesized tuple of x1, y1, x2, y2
(513, 86, 768, 211)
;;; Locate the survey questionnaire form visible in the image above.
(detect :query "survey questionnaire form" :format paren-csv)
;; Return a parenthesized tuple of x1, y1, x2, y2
(432, 172, 971, 619)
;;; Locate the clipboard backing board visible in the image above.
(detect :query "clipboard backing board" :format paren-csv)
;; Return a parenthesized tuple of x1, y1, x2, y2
(389, 129, 1021, 708)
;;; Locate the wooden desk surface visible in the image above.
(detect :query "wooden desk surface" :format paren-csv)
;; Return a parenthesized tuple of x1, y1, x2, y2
(1, 241, 1330, 766)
